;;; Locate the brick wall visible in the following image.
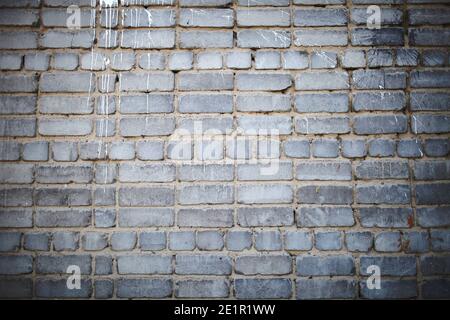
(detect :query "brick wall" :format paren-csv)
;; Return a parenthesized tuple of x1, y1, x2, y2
(0, 0, 449, 299)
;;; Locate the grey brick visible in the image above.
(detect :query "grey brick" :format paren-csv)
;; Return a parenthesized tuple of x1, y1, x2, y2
(296, 161, 352, 181)
(360, 280, 417, 299)
(179, 93, 233, 113)
(36, 208, 92, 226)
(360, 207, 413, 228)
(176, 280, 229, 298)
(178, 208, 233, 228)
(375, 232, 401, 252)
(342, 50, 365, 68)
(297, 255, 355, 276)
(417, 207, 450, 227)
(422, 279, 450, 299)
(121, 30, 175, 49)
(120, 117, 175, 136)
(345, 232, 373, 252)
(95, 256, 112, 275)
(297, 186, 353, 205)
(119, 164, 175, 182)
(284, 231, 312, 251)
(351, 28, 404, 46)
(0, 188, 33, 207)
(360, 256, 416, 276)
(0, 75, 38, 93)
(117, 255, 172, 275)
(168, 52, 193, 71)
(403, 232, 429, 253)
(283, 139, 310, 158)
(237, 9, 290, 27)
(0, 9, 39, 27)
(196, 52, 222, 69)
(0, 209, 33, 228)
(24, 53, 50, 71)
(119, 72, 174, 92)
(409, 28, 450, 46)
(315, 231, 343, 251)
(169, 231, 195, 251)
(235, 279, 291, 299)
(94, 209, 116, 228)
(412, 115, 450, 134)
(255, 51, 281, 69)
(411, 71, 450, 88)
(353, 92, 405, 111)
(52, 53, 78, 70)
(369, 139, 396, 157)
(0, 96, 36, 115)
(295, 8, 347, 27)
(0, 53, 22, 70)
(354, 115, 408, 135)
(39, 119, 92, 136)
(0, 141, 20, 160)
(24, 232, 50, 251)
(398, 140, 423, 158)
(197, 231, 224, 251)
(180, 9, 233, 27)
(352, 7, 402, 25)
(39, 30, 94, 49)
(295, 71, 349, 90)
(0, 255, 32, 275)
(352, 70, 406, 89)
(180, 31, 233, 48)
(0, 279, 32, 299)
(178, 72, 233, 91)
(355, 160, 409, 179)
(36, 279, 92, 298)
(226, 51, 252, 69)
(53, 232, 79, 251)
(0, 31, 37, 49)
(111, 232, 136, 251)
(237, 185, 293, 204)
(119, 186, 174, 206)
(342, 140, 367, 158)
(111, 52, 135, 71)
(0, 232, 21, 252)
(237, 30, 291, 48)
(236, 73, 291, 91)
(95, 163, 117, 184)
(140, 232, 166, 251)
(226, 231, 252, 251)
(118, 208, 174, 227)
(297, 279, 356, 300)
(238, 161, 292, 181)
(0, 164, 33, 183)
(422, 49, 447, 66)
(82, 232, 108, 251)
(139, 53, 166, 70)
(312, 139, 339, 158)
(95, 280, 113, 299)
(237, 207, 293, 227)
(136, 140, 164, 160)
(416, 183, 450, 205)
(235, 255, 292, 275)
(424, 138, 449, 157)
(294, 29, 348, 46)
(36, 254, 91, 274)
(411, 92, 450, 112)
(282, 51, 309, 69)
(357, 184, 410, 204)
(117, 279, 172, 299)
(35, 165, 92, 183)
(421, 256, 450, 276)
(122, 8, 175, 27)
(179, 184, 233, 205)
(431, 230, 450, 251)
(175, 254, 232, 275)
(255, 231, 282, 251)
(295, 93, 349, 112)
(396, 48, 419, 66)
(239, 0, 289, 5)
(40, 96, 94, 115)
(311, 51, 338, 69)
(179, 164, 234, 182)
(51, 142, 78, 162)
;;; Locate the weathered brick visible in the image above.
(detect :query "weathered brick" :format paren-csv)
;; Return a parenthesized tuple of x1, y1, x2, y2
(297, 279, 356, 300)
(235, 255, 292, 275)
(176, 280, 229, 298)
(117, 279, 172, 299)
(294, 29, 348, 46)
(296, 161, 352, 181)
(297, 255, 355, 276)
(118, 208, 174, 227)
(360, 256, 416, 276)
(235, 279, 291, 299)
(238, 30, 291, 48)
(297, 207, 354, 227)
(175, 255, 232, 275)
(117, 255, 172, 274)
